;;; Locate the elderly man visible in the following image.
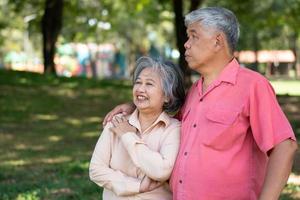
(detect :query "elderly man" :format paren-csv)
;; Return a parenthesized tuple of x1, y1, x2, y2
(103, 7, 297, 200)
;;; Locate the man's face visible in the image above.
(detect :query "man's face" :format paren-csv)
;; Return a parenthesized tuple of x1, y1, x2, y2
(184, 23, 217, 71)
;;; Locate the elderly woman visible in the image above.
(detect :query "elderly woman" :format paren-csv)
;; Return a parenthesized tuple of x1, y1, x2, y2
(89, 56, 185, 200)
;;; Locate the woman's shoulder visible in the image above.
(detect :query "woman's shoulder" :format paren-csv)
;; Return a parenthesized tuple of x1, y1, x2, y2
(167, 116, 181, 129)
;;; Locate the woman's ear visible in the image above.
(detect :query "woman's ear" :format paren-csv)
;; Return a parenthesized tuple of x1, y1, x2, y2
(164, 97, 170, 103)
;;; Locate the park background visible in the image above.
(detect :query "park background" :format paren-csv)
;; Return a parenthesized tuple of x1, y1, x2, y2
(0, 0, 300, 199)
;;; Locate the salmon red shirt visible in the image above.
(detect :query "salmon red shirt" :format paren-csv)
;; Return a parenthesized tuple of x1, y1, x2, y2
(170, 58, 296, 200)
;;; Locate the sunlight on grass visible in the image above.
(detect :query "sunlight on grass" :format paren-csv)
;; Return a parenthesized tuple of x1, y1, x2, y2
(16, 189, 40, 200)
(85, 89, 106, 96)
(85, 116, 102, 123)
(41, 156, 71, 164)
(64, 118, 82, 126)
(15, 143, 27, 150)
(14, 143, 45, 151)
(49, 188, 74, 197)
(0, 133, 14, 140)
(18, 78, 30, 85)
(3, 159, 29, 166)
(48, 135, 62, 142)
(270, 81, 300, 96)
(34, 114, 58, 121)
(47, 87, 77, 98)
(82, 131, 99, 138)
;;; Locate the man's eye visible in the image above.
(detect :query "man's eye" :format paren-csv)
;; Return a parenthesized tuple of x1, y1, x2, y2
(146, 82, 153, 86)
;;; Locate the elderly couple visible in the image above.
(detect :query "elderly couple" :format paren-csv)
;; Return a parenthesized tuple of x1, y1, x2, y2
(89, 7, 297, 200)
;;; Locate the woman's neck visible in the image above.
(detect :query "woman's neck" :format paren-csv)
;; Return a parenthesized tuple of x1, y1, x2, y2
(138, 110, 162, 132)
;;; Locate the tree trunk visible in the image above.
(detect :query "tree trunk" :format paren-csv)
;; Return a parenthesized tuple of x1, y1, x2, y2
(190, 0, 203, 12)
(172, 0, 203, 86)
(41, 0, 63, 74)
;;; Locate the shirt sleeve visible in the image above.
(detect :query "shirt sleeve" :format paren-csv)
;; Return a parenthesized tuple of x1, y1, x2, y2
(120, 123, 180, 182)
(249, 78, 296, 153)
(89, 123, 141, 196)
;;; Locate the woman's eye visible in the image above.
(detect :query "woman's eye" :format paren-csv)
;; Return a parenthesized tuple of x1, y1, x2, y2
(135, 81, 141, 85)
(146, 82, 153, 86)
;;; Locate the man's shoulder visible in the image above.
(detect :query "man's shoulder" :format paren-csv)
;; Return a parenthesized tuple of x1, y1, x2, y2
(238, 65, 269, 84)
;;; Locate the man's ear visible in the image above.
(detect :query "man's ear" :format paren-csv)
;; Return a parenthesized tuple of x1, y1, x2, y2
(214, 33, 225, 51)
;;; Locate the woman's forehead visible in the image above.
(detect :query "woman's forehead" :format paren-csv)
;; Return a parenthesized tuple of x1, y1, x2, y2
(139, 67, 160, 77)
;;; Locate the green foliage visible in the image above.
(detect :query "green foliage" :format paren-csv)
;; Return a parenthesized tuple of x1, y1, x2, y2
(205, 0, 300, 51)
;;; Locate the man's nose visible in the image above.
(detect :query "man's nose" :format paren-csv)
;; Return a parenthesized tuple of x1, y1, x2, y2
(184, 39, 190, 49)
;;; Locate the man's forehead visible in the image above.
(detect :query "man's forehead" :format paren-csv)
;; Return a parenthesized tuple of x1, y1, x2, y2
(186, 27, 200, 34)
(186, 22, 202, 32)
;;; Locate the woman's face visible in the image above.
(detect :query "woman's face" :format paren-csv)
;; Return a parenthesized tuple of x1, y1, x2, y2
(133, 68, 165, 114)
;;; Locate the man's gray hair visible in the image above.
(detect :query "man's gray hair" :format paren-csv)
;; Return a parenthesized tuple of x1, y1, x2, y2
(133, 56, 185, 113)
(185, 7, 240, 53)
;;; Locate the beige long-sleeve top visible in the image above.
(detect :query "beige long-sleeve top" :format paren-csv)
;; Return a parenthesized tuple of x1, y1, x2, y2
(89, 109, 180, 200)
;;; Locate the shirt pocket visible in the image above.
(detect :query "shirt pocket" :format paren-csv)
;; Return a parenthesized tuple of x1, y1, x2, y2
(206, 106, 239, 125)
(203, 106, 241, 150)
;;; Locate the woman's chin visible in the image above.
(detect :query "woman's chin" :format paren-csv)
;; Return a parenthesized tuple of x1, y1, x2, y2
(136, 106, 148, 111)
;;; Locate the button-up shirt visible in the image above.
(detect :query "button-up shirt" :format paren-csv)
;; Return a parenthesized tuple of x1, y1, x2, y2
(90, 109, 180, 200)
(170, 58, 296, 200)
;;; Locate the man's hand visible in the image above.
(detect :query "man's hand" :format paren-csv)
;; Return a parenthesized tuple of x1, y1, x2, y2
(140, 176, 162, 193)
(110, 116, 137, 137)
(103, 102, 136, 126)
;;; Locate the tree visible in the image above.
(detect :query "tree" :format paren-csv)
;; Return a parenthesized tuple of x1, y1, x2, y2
(172, 0, 203, 85)
(41, 0, 63, 74)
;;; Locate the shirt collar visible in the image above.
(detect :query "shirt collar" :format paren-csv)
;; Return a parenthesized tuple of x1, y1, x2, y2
(195, 58, 240, 96)
(215, 58, 240, 85)
(128, 109, 171, 133)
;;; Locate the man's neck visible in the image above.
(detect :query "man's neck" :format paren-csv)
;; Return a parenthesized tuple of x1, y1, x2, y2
(200, 55, 234, 93)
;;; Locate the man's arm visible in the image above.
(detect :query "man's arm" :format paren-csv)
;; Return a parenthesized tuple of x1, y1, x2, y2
(259, 139, 298, 200)
(103, 102, 136, 126)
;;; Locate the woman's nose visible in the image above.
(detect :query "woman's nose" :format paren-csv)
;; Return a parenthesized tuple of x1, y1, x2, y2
(136, 84, 145, 92)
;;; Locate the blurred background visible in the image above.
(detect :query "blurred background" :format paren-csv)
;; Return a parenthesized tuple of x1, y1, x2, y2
(0, 0, 300, 199)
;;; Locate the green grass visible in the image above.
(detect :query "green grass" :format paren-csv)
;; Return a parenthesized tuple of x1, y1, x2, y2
(271, 80, 300, 96)
(0, 69, 299, 199)
(0, 70, 132, 199)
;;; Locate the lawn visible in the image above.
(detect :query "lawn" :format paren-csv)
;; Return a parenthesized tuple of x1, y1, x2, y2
(0, 70, 299, 199)
(0, 70, 132, 199)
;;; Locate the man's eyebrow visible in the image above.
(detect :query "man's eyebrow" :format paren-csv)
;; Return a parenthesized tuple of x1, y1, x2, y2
(187, 29, 197, 34)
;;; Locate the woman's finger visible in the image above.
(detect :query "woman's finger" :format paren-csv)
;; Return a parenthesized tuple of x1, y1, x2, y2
(121, 116, 127, 122)
(111, 119, 118, 127)
(115, 116, 123, 123)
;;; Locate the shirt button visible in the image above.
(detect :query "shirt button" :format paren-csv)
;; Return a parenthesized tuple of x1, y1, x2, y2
(193, 124, 197, 128)
(184, 152, 188, 156)
(179, 180, 183, 184)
